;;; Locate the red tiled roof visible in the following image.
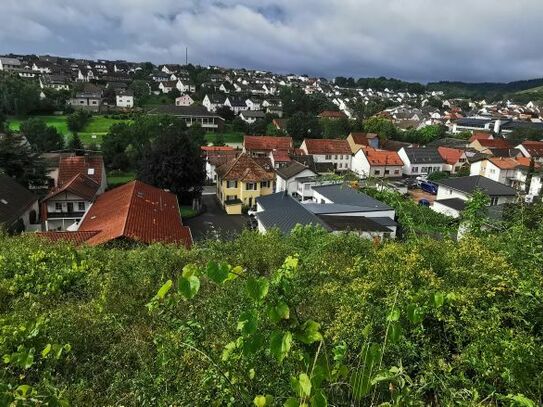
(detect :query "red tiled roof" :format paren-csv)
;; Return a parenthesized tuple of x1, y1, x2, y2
(244, 135, 292, 152)
(438, 147, 465, 165)
(272, 150, 292, 162)
(489, 157, 540, 170)
(303, 138, 352, 155)
(318, 110, 347, 119)
(44, 173, 100, 201)
(35, 231, 100, 245)
(350, 132, 378, 145)
(58, 155, 104, 186)
(216, 153, 275, 182)
(476, 138, 512, 149)
(469, 132, 493, 142)
(201, 146, 235, 152)
(78, 180, 192, 248)
(363, 147, 403, 166)
(521, 140, 543, 157)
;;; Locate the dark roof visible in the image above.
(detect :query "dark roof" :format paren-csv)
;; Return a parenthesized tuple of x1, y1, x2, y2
(276, 161, 313, 180)
(434, 198, 466, 211)
(148, 105, 224, 119)
(381, 140, 413, 151)
(311, 184, 392, 211)
(436, 176, 517, 197)
(241, 110, 266, 118)
(427, 137, 468, 148)
(256, 193, 329, 234)
(402, 147, 444, 164)
(317, 215, 391, 232)
(0, 175, 37, 226)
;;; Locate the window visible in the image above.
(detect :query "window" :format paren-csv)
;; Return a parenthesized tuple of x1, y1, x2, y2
(325, 155, 332, 160)
(394, 170, 400, 175)
(334, 155, 338, 160)
(412, 167, 418, 173)
(449, 189, 453, 195)
(246, 182, 256, 190)
(260, 181, 269, 188)
(384, 169, 390, 175)
(78, 202, 85, 211)
(374, 169, 381, 175)
(490, 197, 499, 206)
(87, 168, 95, 175)
(338, 163, 343, 169)
(55, 203, 62, 211)
(226, 195, 238, 201)
(227, 180, 237, 188)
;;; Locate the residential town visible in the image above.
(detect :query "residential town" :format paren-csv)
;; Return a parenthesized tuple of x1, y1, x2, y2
(1, 53, 542, 244)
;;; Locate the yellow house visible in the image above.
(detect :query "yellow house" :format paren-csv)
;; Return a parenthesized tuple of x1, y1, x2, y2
(216, 153, 275, 215)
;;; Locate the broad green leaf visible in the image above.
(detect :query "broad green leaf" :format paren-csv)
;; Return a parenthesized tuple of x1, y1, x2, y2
(41, 343, 52, 358)
(299, 373, 312, 397)
(253, 395, 267, 407)
(407, 304, 424, 324)
(206, 261, 230, 284)
(270, 331, 292, 363)
(269, 302, 290, 322)
(284, 398, 298, 407)
(284, 255, 299, 270)
(243, 333, 264, 354)
(246, 276, 269, 302)
(182, 263, 198, 278)
(433, 292, 445, 308)
(237, 310, 258, 335)
(297, 320, 323, 344)
(506, 394, 535, 407)
(3, 354, 10, 363)
(226, 265, 244, 281)
(310, 389, 328, 407)
(178, 275, 200, 300)
(387, 308, 400, 322)
(222, 341, 237, 361)
(388, 322, 401, 343)
(156, 279, 172, 300)
(16, 385, 32, 397)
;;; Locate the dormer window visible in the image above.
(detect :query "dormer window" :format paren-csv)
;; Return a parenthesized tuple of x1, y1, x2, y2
(88, 168, 95, 175)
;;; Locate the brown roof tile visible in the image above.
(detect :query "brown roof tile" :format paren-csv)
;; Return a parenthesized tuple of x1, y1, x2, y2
(303, 138, 352, 155)
(216, 153, 275, 182)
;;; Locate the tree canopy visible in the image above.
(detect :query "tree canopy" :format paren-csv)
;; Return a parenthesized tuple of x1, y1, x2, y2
(20, 118, 64, 152)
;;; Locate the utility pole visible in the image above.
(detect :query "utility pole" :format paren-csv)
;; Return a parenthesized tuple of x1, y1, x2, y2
(185, 47, 188, 65)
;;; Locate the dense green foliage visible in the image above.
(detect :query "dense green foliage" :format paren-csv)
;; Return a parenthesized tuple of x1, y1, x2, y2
(66, 111, 91, 133)
(1, 203, 542, 405)
(427, 78, 543, 100)
(334, 76, 425, 93)
(0, 73, 41, 116)
(20, 118, 64, 152)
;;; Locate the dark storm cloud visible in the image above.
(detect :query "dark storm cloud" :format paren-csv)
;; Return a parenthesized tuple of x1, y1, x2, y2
(1, 0, 542, 82)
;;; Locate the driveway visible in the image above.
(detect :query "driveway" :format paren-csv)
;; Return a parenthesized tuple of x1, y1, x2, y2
(185, 187, 249, 241)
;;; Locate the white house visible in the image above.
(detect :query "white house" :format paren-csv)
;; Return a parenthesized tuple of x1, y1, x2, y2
(0, 57, 22, 71)
(225, 96, 249, 115)
(0, 175, 40, 233)
(351, 147, 404, 179)
(275, 161, 318, 197)
(432, 176, 518, 218)
(203, 94, 226, 112)
(175, 94, 194, 106)
(240, 110, 266, 124)
(245, 98, 262, 111)
(116, 89, 134, 108)
(398, 147, 445, 176)
(300, 139, 352, 171)
(516, 141, 543, 163)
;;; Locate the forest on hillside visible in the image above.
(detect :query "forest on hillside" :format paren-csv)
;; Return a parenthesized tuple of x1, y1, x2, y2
(1, 200, 542, 406)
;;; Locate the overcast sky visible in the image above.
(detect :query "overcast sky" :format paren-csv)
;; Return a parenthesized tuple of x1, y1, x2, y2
(1, 0, 542, 83)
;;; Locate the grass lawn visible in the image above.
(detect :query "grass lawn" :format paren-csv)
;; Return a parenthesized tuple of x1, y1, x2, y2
(107, 171, 136, 187)
(204, 132, 244, 145)
(8, 115, 70, 135)
(180, 206, 198, 219)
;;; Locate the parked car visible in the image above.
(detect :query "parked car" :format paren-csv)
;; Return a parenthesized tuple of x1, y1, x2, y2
(419, 199, 430, 207)
(419, 181, 438, 195)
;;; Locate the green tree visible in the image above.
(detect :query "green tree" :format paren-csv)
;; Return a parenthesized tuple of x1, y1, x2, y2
(189, 123, 206, 146)
(321, 117, 352, 139)
(0, 72, 41, 115)
(20, 118, 64, 152)
(0, 132, 49, 188)
(129, 80, 151, 106)
(286, 112, 322, 142)
(67, 110, 91, 132)
(363, 117, 397, 140)
(68, 133, 84, 151)
(137, 120, 205, 202)
(213, 133, 226, 146)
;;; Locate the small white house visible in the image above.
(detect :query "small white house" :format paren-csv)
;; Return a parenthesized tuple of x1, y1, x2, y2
(175, 94, 194, 106)
(116, 89, 134, 108)
(351, 147, 404, 179)
(275, 161, 318, 197)
(300, 139, 352, 171)
(398, 147, 445, 176)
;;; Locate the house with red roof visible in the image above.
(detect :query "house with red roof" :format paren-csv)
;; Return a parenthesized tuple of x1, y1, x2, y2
(216, 153, 275, 214)
(352, 147, 403, 178)
(299, 139, 352, 171)
(470, 157, 542, 197)
(516, 140, 543, 163)
(243, 135, 293, 157)
(201, 146, 239, 183)
(469, 137, 512, 154)
(318, 110, 347, 120)
(346, 132, 379, 153)
(38, 180, 193, 247)
(49, 153, 107, 193)
(437, 147, 468, 174)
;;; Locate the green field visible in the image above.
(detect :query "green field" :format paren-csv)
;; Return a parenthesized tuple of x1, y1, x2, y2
(7, 115, 133, 147)
(204, 131, 244, 145)
(107, 170, 136, 187)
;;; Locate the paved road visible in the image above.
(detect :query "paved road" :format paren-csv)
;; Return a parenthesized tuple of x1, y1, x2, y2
(185, 188, 249, 241)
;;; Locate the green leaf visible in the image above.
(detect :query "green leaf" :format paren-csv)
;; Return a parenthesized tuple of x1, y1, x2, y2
(178, 275, 200, 300)
(388, 322, 401, 343)
(222, 341, 237, 361)
(226, 265, 244, 281)
(253, 395, 267, 407)
(243, 333, 264, 355)
(284, 398, 298, 407)
(269, 302, 290, 322)
(297, 320, 323, 344)
(237, 310, 258, 335)
(156, 279, 172, 300)
(206, 261, 230, 284)
(387, 308, 400, 322)
(350, 343, 381, 400)
(249, 368, 256, 379)
(299, 373, 312, 397)
(310, 389, 328, 407)
(270, 331, 292, 363)
(407, 304, 424, 324)
(506, 394, 535, 407)
(433, 292, 445, 308)
(41, 343, 52, 358)
(246, 276, 269, 302)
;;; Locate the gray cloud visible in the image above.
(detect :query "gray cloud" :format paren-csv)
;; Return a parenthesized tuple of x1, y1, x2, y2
(1, 0, 542, 82)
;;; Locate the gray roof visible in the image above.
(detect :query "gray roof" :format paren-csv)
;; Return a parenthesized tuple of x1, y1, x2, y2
(436, 176, 517, 197)
(427, 137, 468, 148)
(0, 175, 37, 226)
(255, 193, 329, 234)
(311, 184, 392, 211)
(0, 57, 21, 66)
(402, 147, 444, 164)
(317, 215, 391, 232)
(275, 161, 313, 180)
(434, 198, 466, 211)
(241, 110, 266, 118)
(303, 203, 374, 214)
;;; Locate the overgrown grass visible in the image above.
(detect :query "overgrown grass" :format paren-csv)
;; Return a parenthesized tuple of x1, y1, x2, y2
(204, 131, 244, 145)
(180, 205, 198, 219)
(107, 170, 136, 187)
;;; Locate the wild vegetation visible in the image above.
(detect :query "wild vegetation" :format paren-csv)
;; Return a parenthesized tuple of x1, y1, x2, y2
(1, 201, 542, 405)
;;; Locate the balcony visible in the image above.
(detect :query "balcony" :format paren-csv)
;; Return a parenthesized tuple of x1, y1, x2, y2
(46, 211, 85, 219)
